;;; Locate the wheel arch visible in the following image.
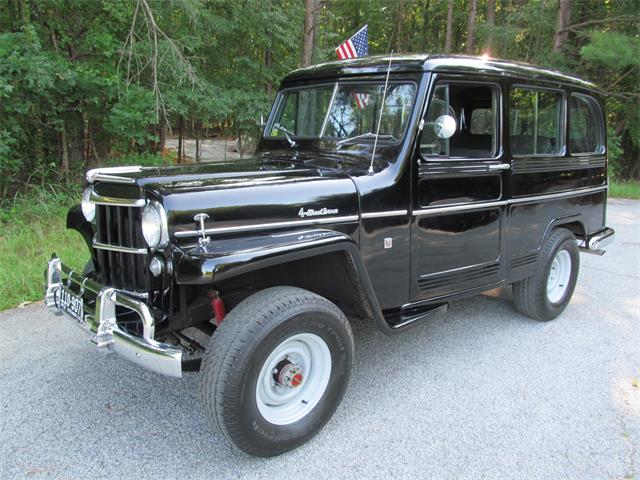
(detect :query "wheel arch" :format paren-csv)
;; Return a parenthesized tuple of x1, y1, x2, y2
(174, 229, 393, 334)
(539, 215, 587, 249)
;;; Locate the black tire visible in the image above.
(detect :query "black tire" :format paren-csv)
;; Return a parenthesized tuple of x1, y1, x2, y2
(512, 228, 580, 321)
(200, 286, 354, 457)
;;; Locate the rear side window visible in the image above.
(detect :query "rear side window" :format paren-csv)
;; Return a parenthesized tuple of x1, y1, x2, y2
(569, 94, 604, 154)
(510, 88, 563, 156)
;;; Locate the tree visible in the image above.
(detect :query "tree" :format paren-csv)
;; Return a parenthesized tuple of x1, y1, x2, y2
(301, 0, 317, 67)
(465, 0, 478, 54)
(444, 0, 454, 53)
(553, 0, 572, 53)
(485, 0, 496, 54)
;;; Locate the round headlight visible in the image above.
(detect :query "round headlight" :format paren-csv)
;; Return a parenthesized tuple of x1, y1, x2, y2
(141, 201, 169, 248)
(81, 187, 96, 222)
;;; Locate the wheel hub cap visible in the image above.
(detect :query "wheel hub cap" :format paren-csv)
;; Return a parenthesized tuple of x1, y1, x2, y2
(256, 333, 332, 425)
(274, 360, 304, 388)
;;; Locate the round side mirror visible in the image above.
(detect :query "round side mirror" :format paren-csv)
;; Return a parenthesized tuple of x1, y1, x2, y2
(434, 115, 457, 139)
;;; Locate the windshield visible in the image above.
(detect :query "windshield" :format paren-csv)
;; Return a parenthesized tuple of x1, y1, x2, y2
(266, 82, 416, 143)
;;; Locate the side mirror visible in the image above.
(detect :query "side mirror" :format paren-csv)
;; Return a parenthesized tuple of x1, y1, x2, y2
(434, 115, 456, 139)
(259, 115, 266, 127)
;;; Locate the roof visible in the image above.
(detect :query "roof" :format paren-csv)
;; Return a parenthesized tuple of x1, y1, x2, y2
(283, 54, 600, 91)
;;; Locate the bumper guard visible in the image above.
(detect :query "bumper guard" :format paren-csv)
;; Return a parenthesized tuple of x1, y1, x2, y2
(44, 257, 182, 377)
(577, 227, 616, 256)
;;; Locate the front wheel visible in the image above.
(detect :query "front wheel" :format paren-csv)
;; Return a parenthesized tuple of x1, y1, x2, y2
(512, 228, 580, 321)
(200, 286, 354, 456)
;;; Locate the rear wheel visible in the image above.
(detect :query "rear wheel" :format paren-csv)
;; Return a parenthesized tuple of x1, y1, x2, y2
(512, 228, 580, 321)
(200, 286, 354, 456)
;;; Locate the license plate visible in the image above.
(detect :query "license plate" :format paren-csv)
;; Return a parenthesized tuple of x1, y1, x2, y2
(57, 286, 84, 324)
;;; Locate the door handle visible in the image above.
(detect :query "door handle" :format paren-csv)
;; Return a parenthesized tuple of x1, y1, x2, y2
(488, 163, 511, 171)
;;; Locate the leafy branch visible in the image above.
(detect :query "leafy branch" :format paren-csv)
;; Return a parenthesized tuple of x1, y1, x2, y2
(117, 0, 198, 123)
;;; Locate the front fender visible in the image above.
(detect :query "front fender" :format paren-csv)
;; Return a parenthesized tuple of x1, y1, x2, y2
(174, 229, 393, 334)
(67, 204, 97, 264)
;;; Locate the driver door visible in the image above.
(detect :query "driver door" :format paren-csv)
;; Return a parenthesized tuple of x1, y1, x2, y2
(410, 78, 508, 302)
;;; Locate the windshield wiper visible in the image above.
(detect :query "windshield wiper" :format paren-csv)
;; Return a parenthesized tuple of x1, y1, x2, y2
(336, 132, 376, 149)
(273, 124, 297, 148)
(336, 132, 396, 150)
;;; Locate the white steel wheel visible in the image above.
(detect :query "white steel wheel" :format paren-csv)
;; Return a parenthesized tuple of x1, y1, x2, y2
(546, 249, 572, 303)
(256, 333, 332, 426)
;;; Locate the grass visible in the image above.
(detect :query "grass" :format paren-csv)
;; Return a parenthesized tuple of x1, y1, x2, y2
(0, 186, 88, 311)
(609, 181, 640, 200)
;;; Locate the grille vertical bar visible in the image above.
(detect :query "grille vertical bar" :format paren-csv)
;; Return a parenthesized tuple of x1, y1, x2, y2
(93, 204, 148, 293)
(127, 207, 137, 292)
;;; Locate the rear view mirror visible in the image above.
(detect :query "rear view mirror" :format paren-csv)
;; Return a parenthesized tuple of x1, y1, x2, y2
(434, 115, 456, 139)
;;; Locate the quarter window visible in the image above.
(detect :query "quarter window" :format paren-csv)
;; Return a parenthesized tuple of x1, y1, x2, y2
(420, 83, 499, 159)
(510, 88, 563, 156)
(569, 94, 604, 154)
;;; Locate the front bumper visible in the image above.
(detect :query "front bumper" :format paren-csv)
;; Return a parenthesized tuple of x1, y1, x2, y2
(44, 257, 182, 377)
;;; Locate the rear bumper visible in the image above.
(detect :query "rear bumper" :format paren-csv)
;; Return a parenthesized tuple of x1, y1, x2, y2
(578, 227, 615, 255)
(44, 257, 183, 377)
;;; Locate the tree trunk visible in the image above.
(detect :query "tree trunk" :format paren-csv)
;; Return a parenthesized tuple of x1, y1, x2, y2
(553, 0, 572, 53)
(301, 0, 317, 67)
(444, 0, 454, 53)
(195, 121, 201, 163)
(465, 0, 478, 54)
(485, 0, 496, 54)
(159, 118, 167, 153)
(178, 116, 184, 164)
(394, 0, 405, 51)
(60, 123, 69, 175)
(265, 39, 273, 96)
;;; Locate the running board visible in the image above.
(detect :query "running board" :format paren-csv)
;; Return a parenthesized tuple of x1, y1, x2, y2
(385, 303, 449, 331)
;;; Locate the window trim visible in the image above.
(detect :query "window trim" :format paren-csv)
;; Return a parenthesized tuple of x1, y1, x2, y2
(419, 79, 503, 162)
(509, 84, 567, 158)
(264, 80, 419, 145)
(568, 92, 606, 157)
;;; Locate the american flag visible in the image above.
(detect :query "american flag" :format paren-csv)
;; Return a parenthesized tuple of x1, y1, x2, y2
(335, 24, 368, 59)
(335, 25, 369, 109)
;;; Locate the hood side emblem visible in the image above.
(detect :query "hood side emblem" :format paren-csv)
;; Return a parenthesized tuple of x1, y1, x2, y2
(298, 207, 339, 218)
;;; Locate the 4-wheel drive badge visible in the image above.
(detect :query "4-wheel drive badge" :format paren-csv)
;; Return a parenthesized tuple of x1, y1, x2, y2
(298, 207, 339, 218)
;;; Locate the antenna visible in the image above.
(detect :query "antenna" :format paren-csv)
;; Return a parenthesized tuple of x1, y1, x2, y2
(368, 52, 394, 174)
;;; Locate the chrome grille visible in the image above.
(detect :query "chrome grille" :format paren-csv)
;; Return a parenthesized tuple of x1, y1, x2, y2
(93, 204, 149, 292)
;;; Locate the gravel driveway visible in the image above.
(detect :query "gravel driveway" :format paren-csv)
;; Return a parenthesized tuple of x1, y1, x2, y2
(1, 199, 638, 480)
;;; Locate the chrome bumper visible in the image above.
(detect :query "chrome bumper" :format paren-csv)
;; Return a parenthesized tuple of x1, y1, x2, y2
(578, 227, 616, 255)
(44, 257, 182, 377)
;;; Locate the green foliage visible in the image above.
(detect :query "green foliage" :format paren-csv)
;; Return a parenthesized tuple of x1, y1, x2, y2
(0, 185, 87, 310)
(581, 31, 640, 70)
(0, 0, 638, 197)
(103, 152, 168, 167)
(607, 126, 624, 180)
(609, 181, 640, 200)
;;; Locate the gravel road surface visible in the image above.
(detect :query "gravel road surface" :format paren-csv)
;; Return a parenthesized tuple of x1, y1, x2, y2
(1, 199, 638, 480)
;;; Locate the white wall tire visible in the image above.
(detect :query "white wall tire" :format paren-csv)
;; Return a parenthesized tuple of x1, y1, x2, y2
(200, 286, 354, 457)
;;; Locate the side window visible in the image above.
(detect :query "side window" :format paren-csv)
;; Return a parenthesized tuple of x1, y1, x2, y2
(569, 94, 604, 154)
(509, 88, 563, 156)
(420, 83, 498, 159)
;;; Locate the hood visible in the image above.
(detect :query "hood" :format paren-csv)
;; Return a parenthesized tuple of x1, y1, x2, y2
(91, 152, 360, 242)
